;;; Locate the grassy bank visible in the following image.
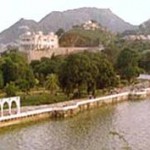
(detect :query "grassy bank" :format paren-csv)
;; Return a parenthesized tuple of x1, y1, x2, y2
(20, 92, 69, 106)
(19, 88, 113, 107)
(0, 85, 130, 108)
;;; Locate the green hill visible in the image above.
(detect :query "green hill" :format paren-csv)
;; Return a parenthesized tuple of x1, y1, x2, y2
(59, 27, 116, 47)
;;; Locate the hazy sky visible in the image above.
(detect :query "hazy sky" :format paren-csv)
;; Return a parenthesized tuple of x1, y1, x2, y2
(0, 0, 150, 32)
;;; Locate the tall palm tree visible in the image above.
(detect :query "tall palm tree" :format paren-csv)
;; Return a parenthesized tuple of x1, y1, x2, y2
(45, 73, 59, 94)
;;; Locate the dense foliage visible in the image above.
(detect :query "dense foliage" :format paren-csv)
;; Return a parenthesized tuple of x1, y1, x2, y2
(30, 51, 118, 98)
(59, 28, 115, 47)
(0, 43, 149, 105)
(116, 48, 141, 82)
(0, 51, 35, 93)
(139, 51, 150, 73)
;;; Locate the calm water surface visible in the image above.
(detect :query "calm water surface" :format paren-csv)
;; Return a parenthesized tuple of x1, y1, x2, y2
(0, 100, 150, 150)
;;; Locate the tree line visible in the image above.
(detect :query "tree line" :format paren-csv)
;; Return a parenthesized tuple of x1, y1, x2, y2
(0, 47, 148, 98)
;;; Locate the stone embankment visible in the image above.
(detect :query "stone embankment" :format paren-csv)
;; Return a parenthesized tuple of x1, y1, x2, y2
(27, 47, 101, 62)
(0, 88, 150, 128)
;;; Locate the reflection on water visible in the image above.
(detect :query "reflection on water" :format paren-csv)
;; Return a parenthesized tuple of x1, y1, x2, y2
(0, 100, 150, 150)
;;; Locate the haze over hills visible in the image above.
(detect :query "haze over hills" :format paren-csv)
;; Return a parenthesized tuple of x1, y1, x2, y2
(0, 19, 39, 44)
(121, 19, 150, 36)
(0, 7, 138, 44)
(138, 19, 150, 34)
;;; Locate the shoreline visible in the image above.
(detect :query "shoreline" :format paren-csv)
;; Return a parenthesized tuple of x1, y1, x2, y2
(0, 88, 150, 128)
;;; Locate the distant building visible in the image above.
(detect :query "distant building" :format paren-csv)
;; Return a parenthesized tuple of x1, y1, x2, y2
(137, 74, 150, 80)
(20, 31, 59, 51)
(82, 20, 100, 30)
(123, 34, 150, 41)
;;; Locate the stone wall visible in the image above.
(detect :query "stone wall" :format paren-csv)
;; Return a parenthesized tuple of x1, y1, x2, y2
(1, 89, 150, 128)
(26, 47, 100, 62)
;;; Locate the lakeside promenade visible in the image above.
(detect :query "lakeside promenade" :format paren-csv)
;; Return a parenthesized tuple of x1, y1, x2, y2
(0, 87, 150, 128)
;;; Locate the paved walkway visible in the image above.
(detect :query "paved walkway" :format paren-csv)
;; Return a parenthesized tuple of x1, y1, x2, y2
(2, 81, 150, 116)
(2, 98, 85, 116)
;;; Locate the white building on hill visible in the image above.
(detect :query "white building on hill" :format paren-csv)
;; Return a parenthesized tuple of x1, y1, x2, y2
(82, 20, 100, 30)
(20, 31, 59, 51)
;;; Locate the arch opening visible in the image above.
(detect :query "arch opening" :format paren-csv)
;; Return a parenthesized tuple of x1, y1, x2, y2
(0, 97, 20, 117)
(11, 101, 17, 115)
(3, 102, 9, 116)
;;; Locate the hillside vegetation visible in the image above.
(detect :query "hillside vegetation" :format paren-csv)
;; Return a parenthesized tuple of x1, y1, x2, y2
(59, 28, 116, 47)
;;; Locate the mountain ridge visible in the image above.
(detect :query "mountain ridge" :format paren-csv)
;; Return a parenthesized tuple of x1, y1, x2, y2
(39, 7, 135, 33)
(0, 7, 137, 44)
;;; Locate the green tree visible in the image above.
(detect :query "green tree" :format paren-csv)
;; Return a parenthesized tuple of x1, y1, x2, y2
(102, 43, 120, 65)
(45, 74, 59, 94)
(1, 51, 35, 89)
(5, 82, 18, 97)
(2, 57, 18, 84)
(55, 28, 65, 37)
(59, 53, 97, 97)
(0, 71, 4, 89)
(116, 48, 141, 82)
(139, 51, 150, 73)
(59, 52, 118, 97)
(30, 56, 65, 86)
(16, 79, 30, 93)
(86, 52, 118, 89)
(97, 58, 118, 89)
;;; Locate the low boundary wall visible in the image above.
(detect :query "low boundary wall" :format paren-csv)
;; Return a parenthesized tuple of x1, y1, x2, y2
(0, 88, 150, 128)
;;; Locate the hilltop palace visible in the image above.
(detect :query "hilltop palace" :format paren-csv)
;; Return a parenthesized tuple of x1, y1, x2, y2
(19, 20, 104, 62)
(20, 31, 59, 51)
(19, 20, 100, 51)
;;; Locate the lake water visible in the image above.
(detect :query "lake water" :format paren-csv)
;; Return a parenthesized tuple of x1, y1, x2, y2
(0, 99, 150, 150)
